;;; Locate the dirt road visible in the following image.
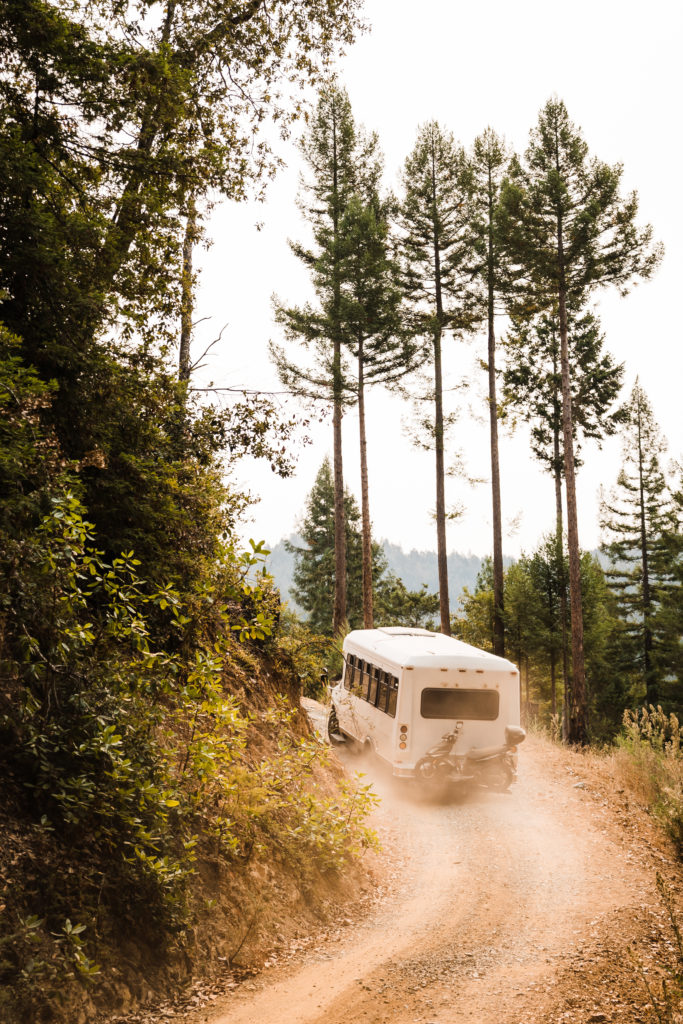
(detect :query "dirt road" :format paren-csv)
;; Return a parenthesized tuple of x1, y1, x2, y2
(179, 726, 678, 1024)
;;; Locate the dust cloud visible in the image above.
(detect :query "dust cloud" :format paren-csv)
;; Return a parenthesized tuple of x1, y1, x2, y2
(203, 734, 650, 1024)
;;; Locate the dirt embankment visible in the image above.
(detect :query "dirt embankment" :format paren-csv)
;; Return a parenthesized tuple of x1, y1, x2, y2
(121, 718, 683, 1024)
(0, 668, 372, 1024)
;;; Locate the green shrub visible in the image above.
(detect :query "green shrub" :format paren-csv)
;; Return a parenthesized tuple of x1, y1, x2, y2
(0, 493, 378, 1017)
(274, 612, 333, 699)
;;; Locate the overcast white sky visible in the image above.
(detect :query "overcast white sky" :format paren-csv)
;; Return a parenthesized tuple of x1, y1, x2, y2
(193, 0, 682, 559)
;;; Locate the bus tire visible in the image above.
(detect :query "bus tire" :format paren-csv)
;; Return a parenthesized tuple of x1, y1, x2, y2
(415, 757, 437, 782)
(327, 706, 345, 745)
(486, 766, 514, 792)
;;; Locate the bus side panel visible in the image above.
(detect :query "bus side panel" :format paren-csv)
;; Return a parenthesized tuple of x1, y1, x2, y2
(372, 674, 400, 765)
(334, 649, 399, 759)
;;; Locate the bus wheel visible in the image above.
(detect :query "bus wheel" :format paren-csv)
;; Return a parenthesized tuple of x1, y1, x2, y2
(485, 765, 514, 792)
(415, 757, 432, 781)
(327, 706, 345, 745)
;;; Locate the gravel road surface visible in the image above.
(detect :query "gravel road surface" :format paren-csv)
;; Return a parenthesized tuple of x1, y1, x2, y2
(192, 718, 674, 1024)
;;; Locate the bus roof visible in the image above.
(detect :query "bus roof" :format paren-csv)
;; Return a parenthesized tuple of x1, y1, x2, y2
(344, 627, 518, 673)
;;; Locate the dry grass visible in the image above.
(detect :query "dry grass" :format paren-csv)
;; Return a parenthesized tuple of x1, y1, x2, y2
(530, 710, 683, 1023)
(611, 707, 683, 856)
(530, 707, 683, 854)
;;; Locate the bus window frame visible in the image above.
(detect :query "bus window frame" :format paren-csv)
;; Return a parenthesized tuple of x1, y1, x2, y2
(360, 660, 371, 702)
(367, 664, 379, 706)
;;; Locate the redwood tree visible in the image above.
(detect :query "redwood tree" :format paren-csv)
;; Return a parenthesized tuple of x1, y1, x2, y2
(498, 98, 662, 743)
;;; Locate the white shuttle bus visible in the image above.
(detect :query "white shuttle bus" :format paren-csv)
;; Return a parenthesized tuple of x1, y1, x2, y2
(329, 627, 522, 778)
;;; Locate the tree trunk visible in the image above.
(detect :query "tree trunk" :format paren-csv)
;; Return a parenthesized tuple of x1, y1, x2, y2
(432, 151, 450, 635)
(331, 110, 347, 635)
(555, 460, 571, 739)
(550, 648, 557, 718)
(546, 572, 557, 718)
(487, 290, 504, 655)
(178, 197, 196, 382)
(552, 357, 570, 738)
(433, 325, 450, 635)
(81, 0, 264, 342)
(332, 365, 347, 634)
(635, 393, 656, 703)
(487, 173, 505, 657)
(357, 336, 374, 628)
(557, 224, 588, 744)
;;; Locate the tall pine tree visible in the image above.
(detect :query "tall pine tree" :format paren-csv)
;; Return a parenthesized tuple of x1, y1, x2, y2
(502, 304, 625, 728)
(498, 98, 662, 743)
(464, 127, 511, 657)
(600, 383, 676, 705)
(338, 192, 415, 628)
(272, 83, 378, 633)
(399, 122, 472, 635)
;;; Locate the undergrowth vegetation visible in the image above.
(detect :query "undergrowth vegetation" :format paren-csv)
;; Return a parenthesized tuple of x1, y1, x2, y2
(613, 707, 683, 857)
(631, 873, 683, 1024)
(0, 493, 377, 1022)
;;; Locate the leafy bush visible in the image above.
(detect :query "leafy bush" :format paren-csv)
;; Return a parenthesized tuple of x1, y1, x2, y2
(0, 493, 377, 1017)
(274, 612, 334, 699)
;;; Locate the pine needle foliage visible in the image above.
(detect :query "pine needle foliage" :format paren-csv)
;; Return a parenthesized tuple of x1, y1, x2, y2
(286, 458, 386, 636)
(502, 305, 625, 478)
(498, 97, 663, 743)
(601, 384, 679, 706)
(398, 121, 473, 634)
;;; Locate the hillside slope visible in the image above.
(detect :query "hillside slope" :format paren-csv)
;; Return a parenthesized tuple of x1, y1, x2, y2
(266, 536, 511, 612)
(0, 655, 376, 1024)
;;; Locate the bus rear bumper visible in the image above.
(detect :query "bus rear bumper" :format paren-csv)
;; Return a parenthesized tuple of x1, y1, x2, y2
(392, 766, 415, 778)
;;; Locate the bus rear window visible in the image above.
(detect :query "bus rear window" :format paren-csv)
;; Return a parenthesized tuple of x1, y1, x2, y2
(420, 688, 499, 721)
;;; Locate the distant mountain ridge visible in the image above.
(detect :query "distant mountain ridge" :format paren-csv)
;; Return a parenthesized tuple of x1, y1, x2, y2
(265, 536, 514, 613)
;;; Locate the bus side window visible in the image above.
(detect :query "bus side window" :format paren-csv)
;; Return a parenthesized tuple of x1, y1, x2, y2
(352, 656, 362, 696)
(387, 675, 399, 717)
(377, 669, 389, 713)
(360, 661, 371, 701)
(345, 654, 356, 691)
(367, 664, 379, 706)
